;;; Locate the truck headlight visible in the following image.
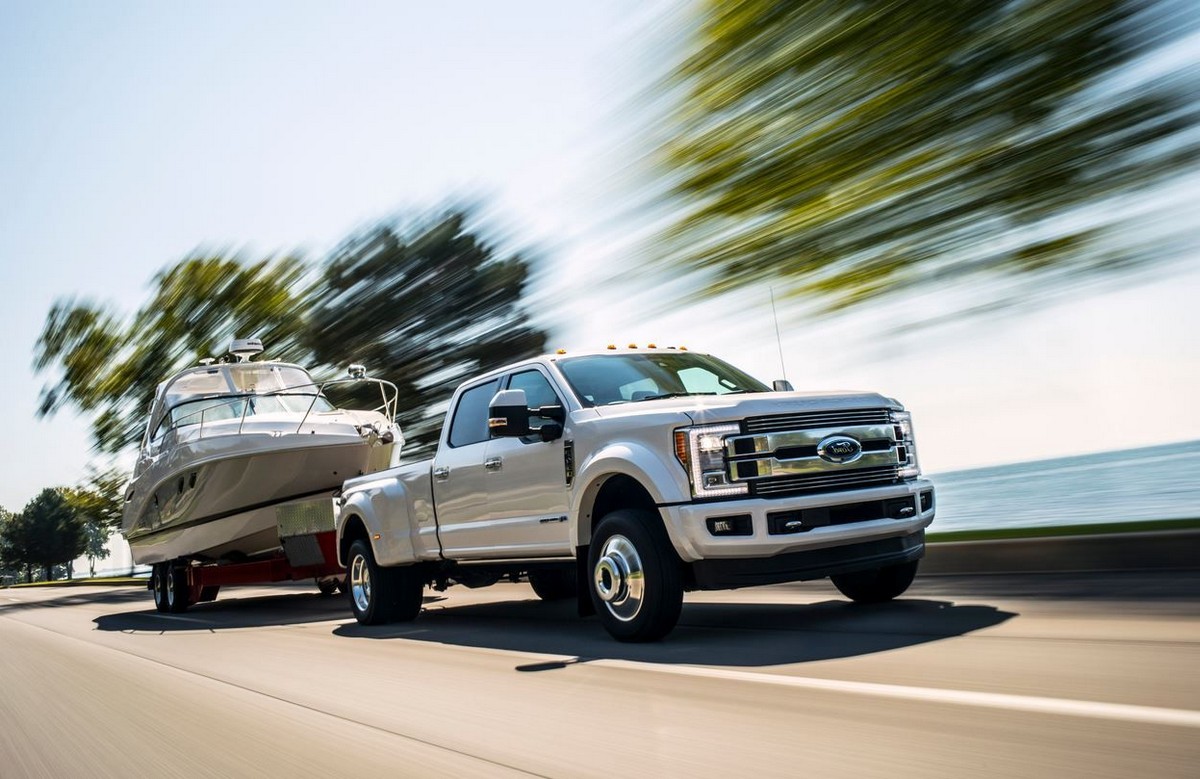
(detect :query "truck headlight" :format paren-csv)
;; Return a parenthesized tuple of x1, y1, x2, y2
(891, 411, 921, 479)
(674, 423, 747, 498)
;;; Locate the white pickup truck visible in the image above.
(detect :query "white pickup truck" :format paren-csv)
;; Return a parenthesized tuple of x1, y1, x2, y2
(334, 347, 935, 641)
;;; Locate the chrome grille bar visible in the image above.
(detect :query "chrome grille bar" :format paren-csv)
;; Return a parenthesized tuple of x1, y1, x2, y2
(752, 466, 900, 496)
(744, 408, 891, 434)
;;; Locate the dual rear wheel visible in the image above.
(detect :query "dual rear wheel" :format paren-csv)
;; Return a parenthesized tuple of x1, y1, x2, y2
(347, 539, 425, 625)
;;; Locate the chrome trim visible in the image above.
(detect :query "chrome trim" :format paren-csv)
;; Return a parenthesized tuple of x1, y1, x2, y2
(753, 465, 900, 496)
(593, 534, 645, 622)
(350, 553, 372, 613)
(725, 424, 895, 457)
(730, 449, 900, 481)
(744, 408, 891, 434)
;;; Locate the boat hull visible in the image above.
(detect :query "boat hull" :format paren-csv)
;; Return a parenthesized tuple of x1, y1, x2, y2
(123, 434, 384, 565)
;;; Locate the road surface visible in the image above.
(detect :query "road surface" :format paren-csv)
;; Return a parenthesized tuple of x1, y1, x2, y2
(1, 572, 1197, 777)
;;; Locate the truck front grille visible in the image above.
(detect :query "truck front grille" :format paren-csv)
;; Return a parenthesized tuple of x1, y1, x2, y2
(744, 409, 891, 434)
(751, 466, 900, 497)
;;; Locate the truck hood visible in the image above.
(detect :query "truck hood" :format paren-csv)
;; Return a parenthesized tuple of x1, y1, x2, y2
(588, 390, 901, 424)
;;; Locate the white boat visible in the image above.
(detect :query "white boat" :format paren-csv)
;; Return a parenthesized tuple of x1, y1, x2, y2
(122, 339, 403, 566)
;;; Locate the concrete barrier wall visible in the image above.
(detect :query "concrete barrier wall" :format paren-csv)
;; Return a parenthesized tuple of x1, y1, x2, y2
(922, 529, 1200, 575)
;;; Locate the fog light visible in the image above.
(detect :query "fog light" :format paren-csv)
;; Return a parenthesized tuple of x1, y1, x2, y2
(706, 515, 752, 536)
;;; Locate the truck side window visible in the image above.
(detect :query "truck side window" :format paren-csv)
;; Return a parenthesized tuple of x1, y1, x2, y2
(506, 370, 561, 430)
(447, 379, 500, 448)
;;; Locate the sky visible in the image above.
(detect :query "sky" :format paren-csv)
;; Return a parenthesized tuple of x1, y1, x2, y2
(1, 1, 1198, 512)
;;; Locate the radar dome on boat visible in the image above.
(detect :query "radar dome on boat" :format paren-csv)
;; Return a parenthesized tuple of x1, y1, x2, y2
(227, 338, 264, 363)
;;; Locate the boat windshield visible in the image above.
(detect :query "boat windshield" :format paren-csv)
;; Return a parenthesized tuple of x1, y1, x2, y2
(557, 352, 770, 407)
(151, 363, 335, 441)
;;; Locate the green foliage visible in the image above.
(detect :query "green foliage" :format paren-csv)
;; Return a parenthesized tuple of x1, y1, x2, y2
(63, 467, 127, 575)
(34, 209, 548, 461)
(653, 0, 1199, 314)
(309, 210, 548, 457)
(63, 466, 127, 530)
(2, 489, 87, 580)
(0, 507, 20, 581)
(35, 256, 311, 452)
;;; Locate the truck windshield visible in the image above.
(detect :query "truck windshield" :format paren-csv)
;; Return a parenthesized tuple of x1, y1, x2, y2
(557, 353, 770, 407)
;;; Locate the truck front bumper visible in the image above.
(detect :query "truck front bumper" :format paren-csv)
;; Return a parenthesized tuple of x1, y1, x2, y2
(659, 478, 935, 584)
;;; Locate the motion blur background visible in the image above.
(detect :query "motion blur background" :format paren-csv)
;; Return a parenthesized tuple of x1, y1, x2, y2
(2, 1, 1197, 550)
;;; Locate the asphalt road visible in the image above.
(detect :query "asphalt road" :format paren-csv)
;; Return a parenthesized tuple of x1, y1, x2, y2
(1, 572, 1197, 778)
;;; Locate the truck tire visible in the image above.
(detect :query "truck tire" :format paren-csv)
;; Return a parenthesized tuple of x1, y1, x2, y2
(165, 563, 192, 614)
(528, 568, 577, 601)
(151, 564, 169, 613)
(831, 560, 919, 603)
(347, 539, 424, 625)
(317, 577, 341, 596)
(588, 509, 683, 642)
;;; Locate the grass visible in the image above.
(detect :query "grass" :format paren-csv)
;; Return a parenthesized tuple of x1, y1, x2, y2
(926, 517, 1200, 543)
(5, 575, 146, 588)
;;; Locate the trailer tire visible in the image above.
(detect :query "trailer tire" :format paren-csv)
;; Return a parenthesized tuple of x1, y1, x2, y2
(347, 540, 423, 625)
(165, 563, 192, 614)
(151, 564, 169, 613)
(831, 560, 919, 604)
(588, 509, 683, 642)
(317, 577, 340, 596)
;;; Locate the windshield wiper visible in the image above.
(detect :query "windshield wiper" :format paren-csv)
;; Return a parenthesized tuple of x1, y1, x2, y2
(636, 392, 718, 402)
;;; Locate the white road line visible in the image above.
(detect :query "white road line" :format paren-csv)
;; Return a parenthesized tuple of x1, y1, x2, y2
(593, 659, 1200, 729)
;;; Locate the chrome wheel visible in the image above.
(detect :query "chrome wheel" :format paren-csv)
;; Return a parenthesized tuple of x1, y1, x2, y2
(165, 567, 176, 608)
(593, 534, 645, 622)
(350, 553, 372, 614)
(152, 565, 166, 611)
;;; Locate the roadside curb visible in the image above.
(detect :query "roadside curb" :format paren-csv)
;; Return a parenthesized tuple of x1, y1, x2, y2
(922, 529, 1200, 575)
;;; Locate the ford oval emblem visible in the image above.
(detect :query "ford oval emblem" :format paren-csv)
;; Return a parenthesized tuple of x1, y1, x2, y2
(817, 435, 862, 464)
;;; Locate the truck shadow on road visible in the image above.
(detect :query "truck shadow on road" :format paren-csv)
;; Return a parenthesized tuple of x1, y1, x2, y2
(92, 590, 444, 632)
(332, 596, 1016, 668)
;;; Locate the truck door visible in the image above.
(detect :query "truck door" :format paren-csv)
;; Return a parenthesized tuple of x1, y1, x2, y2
(431, 378, 498, 557)
(480, 367, 572, 557)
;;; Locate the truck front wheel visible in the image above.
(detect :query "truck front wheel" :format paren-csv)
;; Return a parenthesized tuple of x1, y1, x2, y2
(347, 539, 424, 625)
(831, 560, 919, 603)
(588, 509, 683, 642)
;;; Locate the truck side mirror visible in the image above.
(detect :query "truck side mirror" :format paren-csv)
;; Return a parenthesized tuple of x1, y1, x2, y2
(773, 379, 794, 392)
(534, 404, 566, 423)
(488, 389, 530, 437)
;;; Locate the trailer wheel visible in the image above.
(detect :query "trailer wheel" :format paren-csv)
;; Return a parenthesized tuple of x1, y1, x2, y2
(528, 567, 577, 601)
(588, 509, 683, 642)
(347, 540, 423, 625)
(317, 577, 340, 596)
(165, 563, 192, 614)
(151, 564, 169, 613)
(831, 560, 919, 603)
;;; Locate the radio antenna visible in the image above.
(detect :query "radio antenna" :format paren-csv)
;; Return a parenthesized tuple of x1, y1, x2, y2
(770, 286, 788, 381)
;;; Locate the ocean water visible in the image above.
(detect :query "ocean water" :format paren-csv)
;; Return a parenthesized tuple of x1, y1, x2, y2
(927, 439, 1200, 533)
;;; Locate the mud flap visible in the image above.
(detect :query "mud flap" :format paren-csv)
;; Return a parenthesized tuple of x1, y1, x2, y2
(576, 546, 594, 617)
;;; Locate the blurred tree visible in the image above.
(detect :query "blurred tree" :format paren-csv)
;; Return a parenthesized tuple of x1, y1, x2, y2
(3, 489, 86, 582)
(35, 256, 311, 452)
(63, 467, 127, 577)
(653, 0, 1199, 315)
(308, 210, 548, 458)
(0, 507, 22, 583)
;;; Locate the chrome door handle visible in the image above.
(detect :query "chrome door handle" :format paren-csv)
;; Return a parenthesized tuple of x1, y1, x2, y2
(433, 466, 450, 482)
(484, 457, 503, 472)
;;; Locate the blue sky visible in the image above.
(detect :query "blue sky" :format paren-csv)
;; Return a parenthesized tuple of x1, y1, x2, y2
(1, 1, 1197, 511)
